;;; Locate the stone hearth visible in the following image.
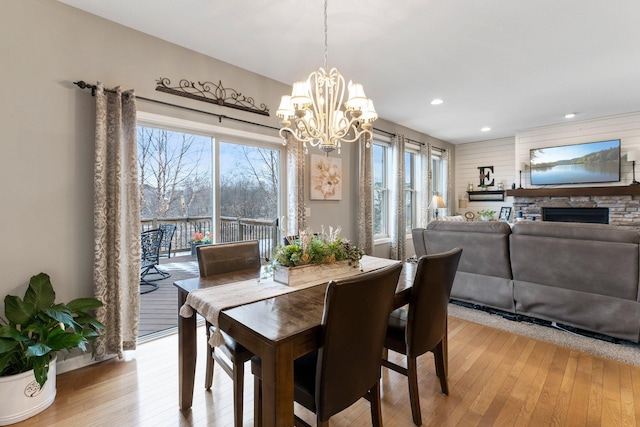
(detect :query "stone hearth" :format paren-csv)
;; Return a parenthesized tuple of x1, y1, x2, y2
(506, 186, 640, 228)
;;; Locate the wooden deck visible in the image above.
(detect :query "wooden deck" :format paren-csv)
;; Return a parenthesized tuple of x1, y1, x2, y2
(139, 254, 199, 339)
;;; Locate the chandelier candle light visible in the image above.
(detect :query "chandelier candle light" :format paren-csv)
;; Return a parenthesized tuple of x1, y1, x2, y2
(276, 0, 378, 154)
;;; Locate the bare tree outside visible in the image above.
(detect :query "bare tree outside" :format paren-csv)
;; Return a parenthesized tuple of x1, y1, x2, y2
(138, 126, 280, 229)
(138, 126, 212, 219)
(219, 141, 279, 220)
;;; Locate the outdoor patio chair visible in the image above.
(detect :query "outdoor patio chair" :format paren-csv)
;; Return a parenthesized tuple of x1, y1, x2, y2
(140, 228, 166, 294)
(158, 223, 177, 258)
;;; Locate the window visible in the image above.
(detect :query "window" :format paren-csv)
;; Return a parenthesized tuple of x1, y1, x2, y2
(137, 126, 213, 221)
(373, 142, 389, 238)
(431, 148, 447, 216)
(405, 150, 416, 232)
(137, 120, 284, 260)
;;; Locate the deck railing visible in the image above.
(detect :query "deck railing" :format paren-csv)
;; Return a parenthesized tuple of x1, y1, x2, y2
(141, 216, 278, 261)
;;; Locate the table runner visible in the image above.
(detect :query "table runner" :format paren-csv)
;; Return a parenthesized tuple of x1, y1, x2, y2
(179, 256, 400, 346)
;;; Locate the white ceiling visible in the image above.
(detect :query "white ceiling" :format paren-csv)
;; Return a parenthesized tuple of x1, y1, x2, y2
(58, 0, 640, 144)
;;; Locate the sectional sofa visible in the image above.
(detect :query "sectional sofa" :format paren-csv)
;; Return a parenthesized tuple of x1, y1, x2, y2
(412, 220, 640, 343)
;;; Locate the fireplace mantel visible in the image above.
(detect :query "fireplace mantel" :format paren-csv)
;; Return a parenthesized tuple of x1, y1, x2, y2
(506, 185, 640, 198)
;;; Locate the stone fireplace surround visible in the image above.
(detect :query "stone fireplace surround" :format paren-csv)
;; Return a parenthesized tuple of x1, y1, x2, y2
(506, 185, 640, 229)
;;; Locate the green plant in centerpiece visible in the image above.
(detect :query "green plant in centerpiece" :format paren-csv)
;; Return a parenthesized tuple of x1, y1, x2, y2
(0, 273, 105, 387)
(477, 209, 496, 220)
(272, 227, 364, 268)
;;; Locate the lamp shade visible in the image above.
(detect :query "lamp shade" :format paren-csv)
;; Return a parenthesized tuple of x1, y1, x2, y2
(520, 162, 528, 171)
(628, 151, 639, 162)
(429, 195, 446, 209)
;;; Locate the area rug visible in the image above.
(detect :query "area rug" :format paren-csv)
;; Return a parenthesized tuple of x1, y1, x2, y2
(448, 303, 640, 366)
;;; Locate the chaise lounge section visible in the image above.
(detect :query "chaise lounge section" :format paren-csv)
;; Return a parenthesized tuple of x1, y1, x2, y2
(413, 220, 640, 343)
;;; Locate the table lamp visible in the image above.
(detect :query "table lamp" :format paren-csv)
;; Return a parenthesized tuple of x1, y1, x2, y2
(429, 194, 446, 219)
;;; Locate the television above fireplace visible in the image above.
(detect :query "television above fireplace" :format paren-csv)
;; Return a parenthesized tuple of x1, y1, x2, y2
(530, 139, 621, 185)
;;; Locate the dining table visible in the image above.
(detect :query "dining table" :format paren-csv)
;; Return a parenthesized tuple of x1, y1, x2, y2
(174, 256, 416, 427)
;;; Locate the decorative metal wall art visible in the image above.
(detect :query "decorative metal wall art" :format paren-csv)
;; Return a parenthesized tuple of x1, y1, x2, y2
(155, 77, 270, 116)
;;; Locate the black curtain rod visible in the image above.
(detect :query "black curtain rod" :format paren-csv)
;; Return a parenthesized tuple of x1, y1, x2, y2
(73, 81, 280, 132)
(371, 127, 428, 147)
(73, 81, 434, 146)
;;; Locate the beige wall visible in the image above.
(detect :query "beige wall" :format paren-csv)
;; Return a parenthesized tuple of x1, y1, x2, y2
(1, 0, 451, 328)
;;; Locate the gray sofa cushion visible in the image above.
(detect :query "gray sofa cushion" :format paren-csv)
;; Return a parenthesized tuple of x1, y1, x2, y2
(511, 222, 640, 300)
(424, 221, 513, 279)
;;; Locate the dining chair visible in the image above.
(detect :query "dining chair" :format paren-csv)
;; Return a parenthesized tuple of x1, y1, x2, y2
(140, 228, 165, 294)
(252, 262, 403, 427)
(196, 240, 261, 427)
(382, 247, 462, 426)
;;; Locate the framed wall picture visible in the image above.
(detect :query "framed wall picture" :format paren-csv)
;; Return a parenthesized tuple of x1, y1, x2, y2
(310, 154, 342, 200)
(499, 206, 512, 222)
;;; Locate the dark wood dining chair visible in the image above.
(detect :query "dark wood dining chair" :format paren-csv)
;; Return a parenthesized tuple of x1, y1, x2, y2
(252, 262, 403, 427)
(382, 247, 462, 426)
(196, 240, 261, 427)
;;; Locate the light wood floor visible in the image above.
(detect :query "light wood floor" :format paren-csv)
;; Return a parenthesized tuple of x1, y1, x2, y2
(15, 316, 640, 426)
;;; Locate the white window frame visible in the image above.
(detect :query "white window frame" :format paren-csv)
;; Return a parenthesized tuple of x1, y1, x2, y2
(430, 148, 448, 217)
(404, 143, 420, 234)
(372, 135, 392, 242)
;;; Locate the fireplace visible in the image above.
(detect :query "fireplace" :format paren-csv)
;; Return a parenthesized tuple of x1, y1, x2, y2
(542, 207, 609, 224)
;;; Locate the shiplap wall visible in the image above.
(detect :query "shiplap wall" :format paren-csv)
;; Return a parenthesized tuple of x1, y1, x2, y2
(516, 112, 640, 188)
(455, 137, 516, 219)
(454, 112, 640, 220)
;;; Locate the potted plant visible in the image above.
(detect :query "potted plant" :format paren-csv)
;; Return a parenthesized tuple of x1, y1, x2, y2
(0, 273, 105, 424)
(271, 227, 364, 286)
(190, 231, 212, 256)
(477, 209, 496, 221)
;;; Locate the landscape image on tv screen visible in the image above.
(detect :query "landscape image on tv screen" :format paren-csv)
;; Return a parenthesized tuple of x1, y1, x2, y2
(529, 139, 621, 185)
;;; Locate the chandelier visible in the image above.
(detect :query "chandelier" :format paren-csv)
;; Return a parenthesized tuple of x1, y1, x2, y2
(276, 0, 378, 154)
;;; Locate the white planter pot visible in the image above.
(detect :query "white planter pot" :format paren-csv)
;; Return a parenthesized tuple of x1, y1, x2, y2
(0, 356, 56, 425)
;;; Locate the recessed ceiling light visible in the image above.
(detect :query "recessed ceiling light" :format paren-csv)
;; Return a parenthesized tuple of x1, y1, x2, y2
(430, 98, 444, 105)
(565, 113, 576, 119)
(481, 127, 491, 132)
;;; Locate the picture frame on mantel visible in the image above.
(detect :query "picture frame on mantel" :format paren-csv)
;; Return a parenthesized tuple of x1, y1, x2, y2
(499, 207, 512, 222)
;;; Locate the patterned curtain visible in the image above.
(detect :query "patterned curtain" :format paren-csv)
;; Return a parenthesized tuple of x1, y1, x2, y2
(357, 135, 373, 255)
(285, 133, 306, 236)
(418, 143, 432, 227)
(93, 83, 140, 360)
(389, 134, 406, 261)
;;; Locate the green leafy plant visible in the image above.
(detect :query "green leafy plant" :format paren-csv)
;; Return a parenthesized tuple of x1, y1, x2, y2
(477, 209, 496, 218)
(272, 228, 364, 268)
(0, 273, 105, 387)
